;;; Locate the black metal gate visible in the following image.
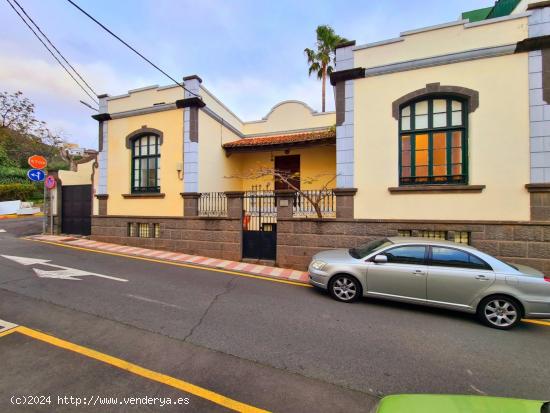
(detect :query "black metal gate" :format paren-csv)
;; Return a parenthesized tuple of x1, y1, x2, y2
(242, 191, 276, 260)
(61, 185, 92, 235)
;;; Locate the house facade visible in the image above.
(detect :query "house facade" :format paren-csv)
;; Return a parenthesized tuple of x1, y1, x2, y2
(91, 0, 550, 272)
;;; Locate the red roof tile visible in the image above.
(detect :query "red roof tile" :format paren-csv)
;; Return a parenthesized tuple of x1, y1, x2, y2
(223, 129, 336, 150)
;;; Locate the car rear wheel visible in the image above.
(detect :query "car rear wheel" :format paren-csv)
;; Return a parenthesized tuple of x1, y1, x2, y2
(478, 296, 522, 330)
(329, 275, 362, 303)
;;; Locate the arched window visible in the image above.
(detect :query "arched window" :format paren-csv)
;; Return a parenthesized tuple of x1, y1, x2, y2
(131, 134, 160, 193)
(399, 97, 467, 185)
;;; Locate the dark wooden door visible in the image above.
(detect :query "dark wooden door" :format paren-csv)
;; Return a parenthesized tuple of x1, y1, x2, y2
(61, 185, 92, 235)
(274, 155, 300, 190)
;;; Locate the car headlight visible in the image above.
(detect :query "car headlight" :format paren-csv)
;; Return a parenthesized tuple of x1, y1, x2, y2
(310, 260, 327, 271)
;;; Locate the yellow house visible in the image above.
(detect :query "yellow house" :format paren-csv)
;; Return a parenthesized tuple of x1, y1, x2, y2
(91, 0, 550, 271)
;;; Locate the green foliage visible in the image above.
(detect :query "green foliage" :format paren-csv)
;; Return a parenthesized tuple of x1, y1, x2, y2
(0, 183, 36, 202)
(0, 165, 28, 184)
(0, 144, 15, 167)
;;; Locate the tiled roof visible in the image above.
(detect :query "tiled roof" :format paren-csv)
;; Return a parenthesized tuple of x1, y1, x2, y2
(223, 129, 336, 150)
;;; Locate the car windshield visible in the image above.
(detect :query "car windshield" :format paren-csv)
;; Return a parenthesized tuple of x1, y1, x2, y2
(350, 238, 393, 259)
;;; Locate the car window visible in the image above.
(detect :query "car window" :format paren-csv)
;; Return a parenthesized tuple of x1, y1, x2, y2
(383, 246, 426, 265)
(430, 247, 492, 270)
(350, 238, 393, 259)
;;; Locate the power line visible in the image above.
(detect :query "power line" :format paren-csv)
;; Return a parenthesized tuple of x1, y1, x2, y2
(5, 0, 99, 106)
(66, 0, 201, 99)
(11, 0, 98, 98)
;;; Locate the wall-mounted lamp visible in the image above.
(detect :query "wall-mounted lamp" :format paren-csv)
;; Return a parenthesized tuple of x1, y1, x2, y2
(176, 162, 183, 180)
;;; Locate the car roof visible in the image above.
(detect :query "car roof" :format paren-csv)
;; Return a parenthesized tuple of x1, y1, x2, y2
(387, 237, 479, 252)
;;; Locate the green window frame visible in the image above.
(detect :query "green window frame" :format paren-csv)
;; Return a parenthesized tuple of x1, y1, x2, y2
(131, 134, 160, 193)
(399, 96, 468, 185)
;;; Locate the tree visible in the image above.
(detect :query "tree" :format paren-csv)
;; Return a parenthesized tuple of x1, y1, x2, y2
(0, 91, 67, 167)
(228, 167, 337, 219)
(304, 25, 347, 112)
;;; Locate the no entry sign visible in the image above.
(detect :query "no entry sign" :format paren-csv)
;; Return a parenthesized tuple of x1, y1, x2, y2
(28, 155, 47, 169)
(45, 175, 56, 190)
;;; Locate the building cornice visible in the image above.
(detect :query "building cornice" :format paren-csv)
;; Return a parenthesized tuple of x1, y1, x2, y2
(175, 97, 206, 109)
(516, 35, 550, 53)
(329, 67, 366, 86)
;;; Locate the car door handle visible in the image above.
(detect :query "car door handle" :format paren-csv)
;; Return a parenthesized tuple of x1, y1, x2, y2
(475, 275, 489, 280)
(412, 270, 426, 276)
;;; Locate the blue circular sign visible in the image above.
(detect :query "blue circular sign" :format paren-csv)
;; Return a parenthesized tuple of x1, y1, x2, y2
(27, 169, 45, 182)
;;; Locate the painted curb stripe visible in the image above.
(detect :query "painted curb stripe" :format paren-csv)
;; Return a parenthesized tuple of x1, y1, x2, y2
(12, 326, 269, 412)
(24, 239, 311, 288)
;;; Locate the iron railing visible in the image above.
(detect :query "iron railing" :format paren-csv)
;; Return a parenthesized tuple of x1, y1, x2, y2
(198, 192, 227, 217)
(293, 189, 336, 218)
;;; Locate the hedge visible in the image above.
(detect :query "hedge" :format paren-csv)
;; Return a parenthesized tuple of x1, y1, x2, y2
(0, 183, 36, 202)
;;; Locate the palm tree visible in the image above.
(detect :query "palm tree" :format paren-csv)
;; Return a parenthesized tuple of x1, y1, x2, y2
(304, 25, 347, 112)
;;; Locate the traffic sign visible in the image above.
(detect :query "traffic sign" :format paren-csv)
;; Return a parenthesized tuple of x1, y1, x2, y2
(45, 175, 56, 190)
(27, 169, 45, 182)
(28, 155, 47, 169)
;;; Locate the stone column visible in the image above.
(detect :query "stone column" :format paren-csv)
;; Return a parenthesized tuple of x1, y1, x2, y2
(93, 94, 111, 215)
(275, 190, 296, 219)
(225, 191, 244, 219)
(334, 41, 357, 189)
(180, 75, 203, 194)
(334, 188, 357, 219)
(525, 3, 550, 220)
(181, 192, 200, 217)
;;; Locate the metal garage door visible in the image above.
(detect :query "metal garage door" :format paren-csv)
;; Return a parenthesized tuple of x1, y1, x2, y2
(61, 185, 92, 235)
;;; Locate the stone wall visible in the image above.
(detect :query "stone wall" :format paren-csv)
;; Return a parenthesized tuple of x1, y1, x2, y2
(277, 218, 550, 273)
(91, 216, 241, 261)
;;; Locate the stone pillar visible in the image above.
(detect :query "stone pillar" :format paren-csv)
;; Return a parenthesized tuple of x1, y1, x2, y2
(526, 3, 550, 220)
(96, 195, 109, 216)
(181, 192, 200, 217)
(225, 191, 244, 219)
(93, 94, 111, 215)
(334, 41, 356, 189)
(334, 188, 357, 219)
(180, 75, 203, 194)
(275, 190, 296, 219)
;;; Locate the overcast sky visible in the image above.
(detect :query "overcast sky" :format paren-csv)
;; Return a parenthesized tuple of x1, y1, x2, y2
(1, 0, 489, 149)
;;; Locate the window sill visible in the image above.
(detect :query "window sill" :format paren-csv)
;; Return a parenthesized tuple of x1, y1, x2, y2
(388, 185, 485, 194)
(122, 193, 165, 199)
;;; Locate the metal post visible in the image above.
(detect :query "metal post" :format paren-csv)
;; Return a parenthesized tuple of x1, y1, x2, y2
(42, 182, 46, 234)
(49, 188, 53, 235)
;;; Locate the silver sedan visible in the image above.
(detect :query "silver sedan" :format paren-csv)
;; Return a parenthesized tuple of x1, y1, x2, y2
(308, 237, 550, 329)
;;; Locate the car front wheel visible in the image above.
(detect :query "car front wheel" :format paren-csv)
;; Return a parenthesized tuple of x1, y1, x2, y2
(478, 296, 522, 330)
(329, 275, 362, 303)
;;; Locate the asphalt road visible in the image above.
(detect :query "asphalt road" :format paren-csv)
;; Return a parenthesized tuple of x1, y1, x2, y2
(0, 220, 548, 411)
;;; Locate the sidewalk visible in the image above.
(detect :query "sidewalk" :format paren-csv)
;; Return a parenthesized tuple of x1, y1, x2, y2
(28, 235, 309, 284)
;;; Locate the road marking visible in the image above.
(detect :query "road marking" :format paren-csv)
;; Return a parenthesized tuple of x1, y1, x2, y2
(0, 319, 18, 334)
(25, 239, 311, 288)
(1, 254, 128, 282)
(522, 319, 550, 327)
(126, 294, 185, 310)
(0, 229, 6, 233)
(6, 325, 269, 412)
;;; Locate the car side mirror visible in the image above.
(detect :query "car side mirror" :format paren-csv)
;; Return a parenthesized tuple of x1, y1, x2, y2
(373, 254, 388, 264)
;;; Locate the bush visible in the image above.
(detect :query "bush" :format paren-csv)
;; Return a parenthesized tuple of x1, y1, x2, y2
(0, 166, 28, 184)
(0, 183, 36, 202)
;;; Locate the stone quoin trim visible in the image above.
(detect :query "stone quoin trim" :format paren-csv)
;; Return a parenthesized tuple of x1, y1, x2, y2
(124, 127, 164, 149)
(391, 83, 480, 119)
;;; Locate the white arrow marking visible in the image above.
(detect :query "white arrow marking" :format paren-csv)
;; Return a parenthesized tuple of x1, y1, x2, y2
(1, 254, 128, 282)
(1, 255, 51, 266)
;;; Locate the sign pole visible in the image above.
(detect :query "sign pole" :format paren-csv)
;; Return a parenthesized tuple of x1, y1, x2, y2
(42, 181, 46, 234)
(49, 188, 53, 235)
